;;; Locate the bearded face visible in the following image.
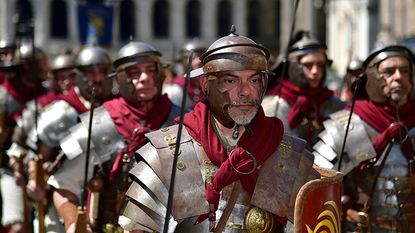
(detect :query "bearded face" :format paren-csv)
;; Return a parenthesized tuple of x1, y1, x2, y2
(201, 70, 265, 128)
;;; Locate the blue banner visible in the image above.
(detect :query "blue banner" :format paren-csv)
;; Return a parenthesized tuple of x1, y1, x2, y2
(78, 2, 113, 46)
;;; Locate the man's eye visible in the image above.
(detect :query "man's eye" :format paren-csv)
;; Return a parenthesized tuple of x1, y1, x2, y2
(401, 68, 411, 75)
(250, 75, 262, 84)
(224, 78, 236, 84)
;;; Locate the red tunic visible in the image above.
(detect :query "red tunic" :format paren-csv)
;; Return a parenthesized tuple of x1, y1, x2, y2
(348, 99, 415, 167)
(104, 94, 174, 180)
(181, 101, 286, 223)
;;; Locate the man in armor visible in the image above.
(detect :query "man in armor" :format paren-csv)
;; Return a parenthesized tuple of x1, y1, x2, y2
(163, 40, 207, 110)
(47, 41, 179, 233)
(0, 39, 50, 233)
(313, 45, 415, 232)
(6, 45, 114, 233)
(339, 58, 364, 102)
(0, 38, 17, 84)
(118, 27, 332, 233)
(262, 30, 345, 146)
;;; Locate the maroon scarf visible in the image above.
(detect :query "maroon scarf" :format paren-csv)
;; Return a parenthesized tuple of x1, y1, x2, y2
(105, 95, 173, 180)
(349, 99, 415, 167)
(2, 77, 45, 102)
(37, 90, 59, 107)
(269, 79, 334, 130)
(57, 87, 89, 114)
(181, 101, 284, 223)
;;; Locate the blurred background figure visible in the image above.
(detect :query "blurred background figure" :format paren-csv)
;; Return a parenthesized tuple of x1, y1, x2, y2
(0, 38, 18, 84)
(163, 39, 207, 111)
(339, 58, 364, 102)
(263, 30, 345, 147)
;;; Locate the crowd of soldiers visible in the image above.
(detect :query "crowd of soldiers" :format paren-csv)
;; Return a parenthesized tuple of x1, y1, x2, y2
(0, 24, 414, 233)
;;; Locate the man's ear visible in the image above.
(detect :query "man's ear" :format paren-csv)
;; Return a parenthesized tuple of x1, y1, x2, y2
(199, 75, 208, 94)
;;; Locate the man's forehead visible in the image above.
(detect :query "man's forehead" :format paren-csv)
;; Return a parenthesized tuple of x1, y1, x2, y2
(380, 56, 410, 65)
(213, 70, 262, 77)
(128, 61, 156, 69)
(300, 51, 326, 61)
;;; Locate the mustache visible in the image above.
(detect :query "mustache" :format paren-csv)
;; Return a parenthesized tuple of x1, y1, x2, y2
(230, 99, 260, 107)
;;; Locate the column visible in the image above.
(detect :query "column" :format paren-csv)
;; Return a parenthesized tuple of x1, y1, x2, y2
(170, 0, 185, 43)
(201, 0, 217, 43)
(33, 0, 51, 46)
(232, 0, 247, 35)
(137, 0, 152, 41)
(68, 0, 80, 45)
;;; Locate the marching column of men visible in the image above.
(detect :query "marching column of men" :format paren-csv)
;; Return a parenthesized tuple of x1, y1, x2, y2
(1, 27, 413, 233)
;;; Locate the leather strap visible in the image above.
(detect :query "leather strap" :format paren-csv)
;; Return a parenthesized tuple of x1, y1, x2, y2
(214, 181, 242, 233)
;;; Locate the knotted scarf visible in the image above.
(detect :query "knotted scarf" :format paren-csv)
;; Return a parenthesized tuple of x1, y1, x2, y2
(105, 95, 173, 181)
(181, 101, 285, 223)
(349, 99, 415, 169)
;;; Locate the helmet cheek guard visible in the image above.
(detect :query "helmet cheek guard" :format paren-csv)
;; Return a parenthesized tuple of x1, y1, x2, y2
(75, 46, 113, 101)
(113, 41, 164, 102)
(364, 66, 389, 103)
(363, 45, 415, 103)
(287, 31, 329, 88)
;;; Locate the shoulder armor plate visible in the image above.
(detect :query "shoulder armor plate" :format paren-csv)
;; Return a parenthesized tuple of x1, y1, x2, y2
(79, 107, 124, 163)
(318, 110, 376, 174)
(127, 125, 208, 226)
(35, 100, 79, 148)
(0, 85, 21, 115)
(251, 134, 319, 221)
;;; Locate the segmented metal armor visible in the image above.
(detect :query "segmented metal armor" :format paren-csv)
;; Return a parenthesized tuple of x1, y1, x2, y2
(313, 45, 415, 232)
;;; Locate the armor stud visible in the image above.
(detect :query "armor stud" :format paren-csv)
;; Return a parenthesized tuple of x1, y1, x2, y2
(244, 207, 276, 233)
(177, 161, 186, 171)
(101, 136, 111, 145)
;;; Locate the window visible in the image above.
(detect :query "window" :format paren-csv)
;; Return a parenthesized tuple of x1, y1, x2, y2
(186, 0, 201, 37)
(247, 0, 260, 38)
(153, 0, 169, 38)
(217, 0, 232, 37)
(15, 0, 33, 37)
(120, 0, 136, 41)
(51, 0, 68, 38)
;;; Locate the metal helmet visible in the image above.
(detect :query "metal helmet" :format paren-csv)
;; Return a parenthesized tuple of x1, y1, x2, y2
(113, 41, 161, 70)
(113, 41, 164, 102)
(75, 46, 113, 101)
(181, 39, 207, 58)
(287, 31, 329, 88)
(1, 38, 39, 68)
(1, 39, 47, 82)
(0, 38, 18, 70)
(197, 26, 270, 75)
(0, 38, 17, 57)
(76, 45, 112, 69)
(345, 58, 364, 92)
(347, 58, 363, 73)
(363, 45, 414, 103)
(191, 25, 270, 127)
(50, 51, 77, 73)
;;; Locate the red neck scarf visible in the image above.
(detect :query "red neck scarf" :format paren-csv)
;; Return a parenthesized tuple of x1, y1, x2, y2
(2, 77, 45, 102)
(104, 94, 172, 139)
(270, 79, 334, 134)
(349, 99, 415, 165)
(275, 79, 334, 107)
(57, 87, 89, 114)
(182, 101, 284, 222)
(37, 90, 59, 107)
(106, 95, 173, 181)
(172, 75, 205, 103)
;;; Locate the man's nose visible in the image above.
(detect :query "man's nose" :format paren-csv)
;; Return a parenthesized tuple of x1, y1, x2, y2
(237, 81, 250, 97)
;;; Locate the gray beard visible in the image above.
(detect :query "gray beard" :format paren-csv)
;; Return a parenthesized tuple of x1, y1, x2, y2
(228, 108, 258, 125)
